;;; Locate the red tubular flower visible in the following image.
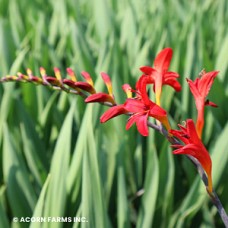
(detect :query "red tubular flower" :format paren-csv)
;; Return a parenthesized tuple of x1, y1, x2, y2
(100, 98, 168, 136)
(170, 119, 213, 193)
(187, 70, 219, 138)
(100, 76, 170, 136)
(140, 48, 181, 106)
(85, 72, 116, 104)
(124, 98, 168, 136)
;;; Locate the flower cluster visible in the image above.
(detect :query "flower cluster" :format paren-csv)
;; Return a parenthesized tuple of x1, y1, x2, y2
(0, 48, 219, 194)
(94, 48, 181, 136)
(84, 48, 218, 194)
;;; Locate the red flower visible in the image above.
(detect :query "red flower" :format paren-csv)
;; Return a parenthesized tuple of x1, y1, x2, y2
(85, 72, 116, 104)
(140, 48, 181, 106)
(100, 77, 170, 136)
(124, 98, 168, 136)
(187, 70, 218, 138)
(170, 119, 213, 193)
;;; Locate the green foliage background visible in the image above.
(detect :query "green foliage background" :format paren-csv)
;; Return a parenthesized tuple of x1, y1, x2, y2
(0, 0, 228, 227)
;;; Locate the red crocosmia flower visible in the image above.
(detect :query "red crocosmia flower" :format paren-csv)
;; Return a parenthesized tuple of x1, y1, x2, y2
(140, 48, 181, 106)
(124, 98, 168, 136)
(186, 70, 219, 138)
(85, 72, 116, 104)
(100, 98, 168, 136)
(100, 76, 170, 136)
(170, 119, 213, 193)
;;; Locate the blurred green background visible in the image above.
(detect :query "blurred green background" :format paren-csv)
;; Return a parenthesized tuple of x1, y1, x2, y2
(0, 0, 228, 227)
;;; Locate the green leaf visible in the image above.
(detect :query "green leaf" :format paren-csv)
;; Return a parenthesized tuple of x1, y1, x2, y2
(30, 175, 50, 228)
(3, 124, 37, 218)
(0, 186, 10, 228)
(43, 101, 75, 227)
(137, 135, 159, 228)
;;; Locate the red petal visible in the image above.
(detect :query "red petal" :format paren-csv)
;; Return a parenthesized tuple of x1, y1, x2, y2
(85, 93, 115, 104)
(186, 119, 200, 144)
(154, 48, 173, 73)
(148, 103, 167, 118)
(172, 144, 198, 156)
(100, 105, 127, 123)
(126, 115, 138, 130)
(124, 99, 145, 113)
(126, 113, 149, 136)
(139, 66, 154, 75)
(164, 72, 181, 91)
(135, 113, 149, 136)
(164, 71, 179, 79)
(198, 71, 218, 98)
(135, 75, 153, 105)
(186, 78, 201, 99)
(164, 79, 181, 92)
(169, 129, 189, 144)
